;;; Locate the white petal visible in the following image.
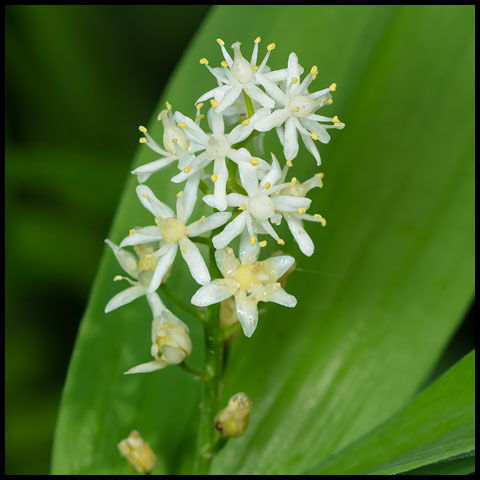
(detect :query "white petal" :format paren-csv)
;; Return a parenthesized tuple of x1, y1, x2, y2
(202, 194, 217, 209)
(216, 85, 243, 113)
(260, 220, 280, 241)
(239, 229, 260, 264)
(256, 76, 286, 104)
(264, 255, 295, 278)
(146, 292, 165, 318)
(105, 239, 139, 278)
(244, 84, 275, 109)
(226, 193, 248, 207)
(301, 118, 331, 144)
(213, 158, 228, 211)
(287, 52, 301, 92)
(173, 111, 209, 145)
(260, 153, 282, 190)
(178, 172, 200, 223)
(273, 195, 311, 212)
(238, 162, 259, 197)
(253, 132, 266, 155)
(284, 117, 299, 161)
(105, 285, 145, 313)
(119, 228, 162, 248)
(212, 211, 248, 249)
(136, 185, 175, 218)
(266, 287, 297, 307)
(234, 295, 259, 337)
(124, 359, 168, 374)
(148, 244, 177, 292)
(276, 126, 285, 146)
(207, 107, 226, 134)
(171, 151, 210, 183)
(226, 123, 253, 145)
(300, 131, 321, 165)
(195, 84, 231, 104)
(255, 108, 291, 132)
(179, 236, 210, 285)
(187, 212, 232, 237)
(261, 67, 289, 82)
(284, 214, 315, 256)
(161, 345, 187, 365)
(191, 279, 238, 306)
(131, 157, 177, 178)
(215, 248, 240, 278)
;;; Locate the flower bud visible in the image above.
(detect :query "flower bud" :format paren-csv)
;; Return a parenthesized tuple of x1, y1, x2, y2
(118, 430, 155, 473)
(215, 392, 253, 439)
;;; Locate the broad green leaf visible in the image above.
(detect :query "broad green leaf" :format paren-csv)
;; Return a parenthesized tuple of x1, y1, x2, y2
(52, 5, 474, 475)
(309, 351, 475, 475)
(400, 452, 475, 476)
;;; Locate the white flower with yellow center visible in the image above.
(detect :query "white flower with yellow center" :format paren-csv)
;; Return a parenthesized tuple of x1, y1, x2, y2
(104, 240, 165, 317)
(255, 52, 345, 164)
(132, 106, 203, 184)
(120, 181, 231, 291)
(125, 308, 192, 374)
(171, 107, 270, 211)
(191, 232, 297, 337)
(206, 154, 311, 248)
(195, 38, 289, 113)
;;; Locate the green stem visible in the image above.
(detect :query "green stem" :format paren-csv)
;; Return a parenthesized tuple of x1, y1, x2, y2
(243, 90, 255, 118)
(199, 179, 211, 195)
(192, 236, 214, 249)
(178, 362, 203, 379)
(160, 283, 207, 324)
(221, 321, 242, 340)
(193, 245, 224, 475)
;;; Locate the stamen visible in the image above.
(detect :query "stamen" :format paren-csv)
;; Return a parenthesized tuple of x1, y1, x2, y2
(196, 114, 204, 120)
(298, 207, 307, 214)
(264, 182, 271, 189)
(200, 216, 206, 223)
(250, 236, 257, 245)
(259, 240, 267, 247)
(294, 106, 299, 112)
(184, 166, 191, 173)
(277, 239, 285, 246)
(141, 193, 149, 198)
(332, 115, 341, 124)
(199, 58, 209, 65)
(329, 83, 337, 92)
(216, 38, 225, 46)
(138, 125, 147, 133)
(290, 177, 297, 186)
(242, 119, 250, 126)
(172, 138, 177, 143)
(310, 65, 318, 76)
(196, 102, 204, 109)
(251, 158, 259, 166)
(129, 229, 136, 236)
(311, 132, 319, 140)
(251, 65, 258, 71)
(287, 160, 293, 167)
(254, 36, 261, 43)
(113, 275, 123, 282)
(165, 101, 172, 110)
(211, 174, 218, 182)
(182, 246, 187, 254)
(315, 172, 324, 179)
(139, 137, 147, 143)
(221, 60, 228, 68)
(178, 122, 186, 129)
(176, 191, 183, 198)
(314, 214, 327, 226)
(226, 246, 234, 255)
(267, 43, 276, 51)
(238, 204, 247, 211)
(325, 98, 333, 105)
(291, 77, 298, 84)
(210, 99, 219, 108)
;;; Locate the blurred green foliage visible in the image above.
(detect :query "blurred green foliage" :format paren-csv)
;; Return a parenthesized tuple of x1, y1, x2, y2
(5, 5, 210, 474)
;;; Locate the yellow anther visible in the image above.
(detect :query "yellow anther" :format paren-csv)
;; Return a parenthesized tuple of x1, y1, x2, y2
(221, 60, 228, 68)
(291, 77, 298, 84)
(200, 58, 209, 65)
(129, 229, 136, 236)
(325, 98, 333, 105)
(290, 177, 297, 186)
(277, 239, 285, 246)
(286, 160, 293, 167)
(182, 246, 187, 254)
(311, 132, 319, 140)
(264, 182, 271, 189)
(238, 204, 247, 211)
(184, 166, 192, 173)
(329, 83, 337, 92)
(242, 119, 250, 126)
(139, 137, 147, 143)
(141, 193, 149, 198)
(196, 114, 205, 120)
(114, 275, 123, 282)
(310, 65, 318, 76)
(211, 174, 218, 182)
(176, 191, 183, 198)
(315, 172, 324, 179)
(144, 253, 152, 260)
(250, 236, 257, 245)
(267, 43, 276, 51)
(165, 101, 172, 110)
(254, 36, 261, 43)
(315, 214, 327, 226)
(138, 125, 147, 133)
(178, 122, 186, 129)
(210, 99, 219, 108)
(196, 102, 204, 109)
(294, 106, 299, 112)
(172, 138, 177, 144)
(298, 207, 307, 214)
(251, 158, 259, 166)
(200, 215, 206, 223)
(259, 240, 267, 247)
(251, 65, 258, 71)
(332, 115, 341, 124)
(216, 38, 225, 46)
(226, 246, 234, 255)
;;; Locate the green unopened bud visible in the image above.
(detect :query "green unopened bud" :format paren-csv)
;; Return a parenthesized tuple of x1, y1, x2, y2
(118, 430, 156, 473)
(215, 392, 253, 439)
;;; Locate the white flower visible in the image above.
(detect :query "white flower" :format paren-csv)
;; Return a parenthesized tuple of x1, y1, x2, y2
(273, 169, 327, 257)
(255, 52, 345, 164)
(207, 154, 311, 248)
(120, 180, 231, 291)
(171, 107, 270, 211)
(104, 239, 165, 317)
(191, 231, 297, 337)
(196, 38, 289, 114)
(125, 308, 192, 374)
(131, 106, 203, 184)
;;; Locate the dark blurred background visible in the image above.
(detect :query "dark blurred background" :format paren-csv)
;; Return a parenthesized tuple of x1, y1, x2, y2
(4, 5, 474, 475)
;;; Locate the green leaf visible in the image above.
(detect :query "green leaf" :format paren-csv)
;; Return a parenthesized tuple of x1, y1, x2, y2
(400, 452, 475, 476)
(52, 5, 474, 475)
(309, 351, 475, 475)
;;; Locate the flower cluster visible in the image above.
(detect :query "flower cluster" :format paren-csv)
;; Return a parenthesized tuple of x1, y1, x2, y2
(105, 37, 344, 373)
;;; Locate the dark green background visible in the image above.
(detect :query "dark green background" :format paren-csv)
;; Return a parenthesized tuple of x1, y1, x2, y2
(4, 5, 474, 475)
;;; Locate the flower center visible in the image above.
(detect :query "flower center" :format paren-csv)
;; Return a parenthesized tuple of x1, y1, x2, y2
(235, 263, 265, 291)
(155, 217, 186, 243)
(248, 195, 275, 221)
(134, 244, 158, 272)
(206, 134, 231, 159)
(231, 42, 254, 84)
(289, 95, 318, 117)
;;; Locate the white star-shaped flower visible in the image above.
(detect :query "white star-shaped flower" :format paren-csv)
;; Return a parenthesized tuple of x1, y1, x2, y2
(255, 52, 345, 164)
(195, 38, 289, 114)
(171, 107, 270, 211)
(207, 154, 311, 248)
(191, 231, 297, 337)
(120, 178, 231, 291)
(125, 308, 192, 374)
(104, 240, 164, 317)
